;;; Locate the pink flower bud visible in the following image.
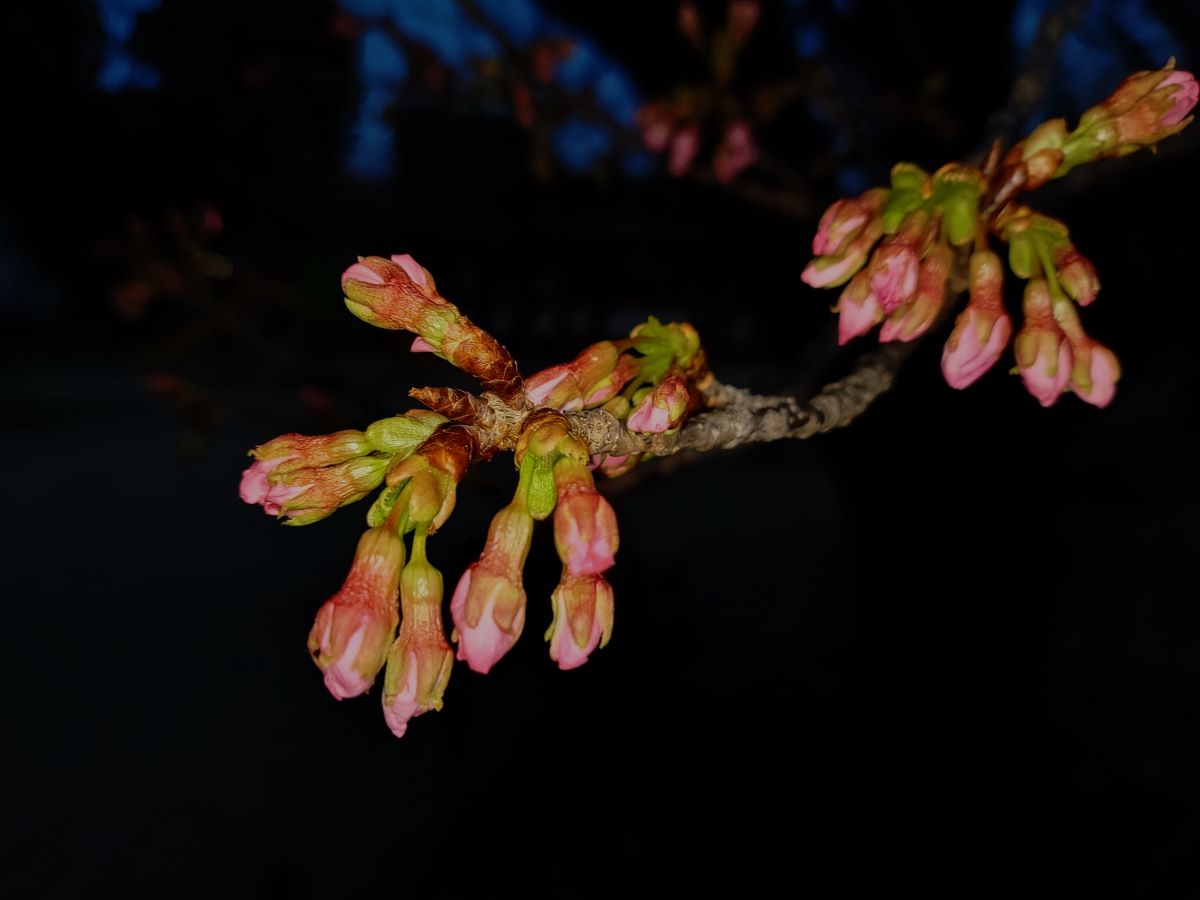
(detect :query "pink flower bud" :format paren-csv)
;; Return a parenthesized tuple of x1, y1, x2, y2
(307, 526, 404, 700)
(381, 545, 453, 738)
(552, 457, 619, 577)
(802, 219, 883, 289)
(812, 190, 887, 257)
(869, 241, 920, 314)
(941, 306, 1013, 389)
(637, 102, 675, 153)
(668, 125, 701, 177)
(712, 120, 758, 184)
(627, 375, 689, 433)
(245, 429, 373, 475)
(524, 363, 579, 409)
(546, 574, 614, 671)
(835, 271, 883, 345)
(449, 502, 534, 673)
(1158, 70, 1199, 126)
(1068, 338, 1121, 408)
(1014, 280, 1073, 407)
(880, 244, 953, 342)
(1052, 245, 1100, 306)
(264, 456, 390, 525)
(341, 255, 457, 340)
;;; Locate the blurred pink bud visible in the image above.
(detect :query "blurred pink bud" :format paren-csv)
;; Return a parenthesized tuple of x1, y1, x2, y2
(553, 458, 619, 577)
(677, 1, 702, 45)
(669, 125, 701, 177)
(307, 527, 403, 700)
(411, 336, 436, 353)
(637, 103, 675, 153)
(712, 120, 758, 183)
(727, 0, 761, 44)
(627, 375, 689, 433)
(546, 574, 614, 671)
(835, 271, 883, 345)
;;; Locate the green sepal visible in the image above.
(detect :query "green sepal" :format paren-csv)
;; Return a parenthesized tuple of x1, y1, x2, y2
(1008, 232, 1038, 279)
(882, 188, 923, 233)
(365, 414, 441, 455)
(889, 162, 929, 193)
(519, 453, 558, 521)
(367, 483, 405, 527)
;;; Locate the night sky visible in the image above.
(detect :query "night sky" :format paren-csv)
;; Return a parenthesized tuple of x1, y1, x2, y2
(6, 1, 1200, 896)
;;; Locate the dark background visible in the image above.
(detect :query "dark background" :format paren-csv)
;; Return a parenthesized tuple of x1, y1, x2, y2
(6, 1, 1199, 896)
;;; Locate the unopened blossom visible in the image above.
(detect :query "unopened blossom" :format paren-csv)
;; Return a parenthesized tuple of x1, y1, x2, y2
(307, 526, 404, 700)
(381, 537, 454, 737)
(835, 271, 883, 345)
(940, 250, 1013, 389)
(880, 243, 953, 342)
(245, 455, 389, 525)
(801, 218, 883, 289)
(450, 501, 534, 674)
(868, 213, 928, 313)
(812, 190, 887, 257)
(627, 375, 689, 433)
(1063, 63, 1198, 171)
(1052, 244, 1100, 306)
(552, 456, 619, 577)
(1068, 338, 1120, 408)
(546, 574, 614, 671)
(1014, 279, 1073, 407)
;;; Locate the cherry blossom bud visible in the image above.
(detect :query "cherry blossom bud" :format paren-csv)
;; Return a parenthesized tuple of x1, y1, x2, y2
(261, 456, 390, 525)
(835, 271, 883, 345)
(244, 430, 372, 476)
(812, 190, 887, 257)
(627, 375, 689, 433)
(868, 213, 927, 313)
(880, 243, 953, 342)
(801, 220, 883, 289)
(1068, 338, 1121, 408)
(546, 574, 614, 671)
(450, 501, 535, 674)
(940, 251, 1012, 389)
(552, 456, 618, 577)
(381, 535, 454, 737)
(1014, 279, 1073, 406)
(307, 526, 403, 700)
(1063, 62, 1198, 171)
(1052, 244, 1100, 306)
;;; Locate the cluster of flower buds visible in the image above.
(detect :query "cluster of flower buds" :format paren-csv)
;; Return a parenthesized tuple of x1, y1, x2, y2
(243, 251, 709, 738)
(522, 314, 703, 477)
(635, 1, 760, 182)
(801, 62, 1196, 408)
(239, 413, 443, 525)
